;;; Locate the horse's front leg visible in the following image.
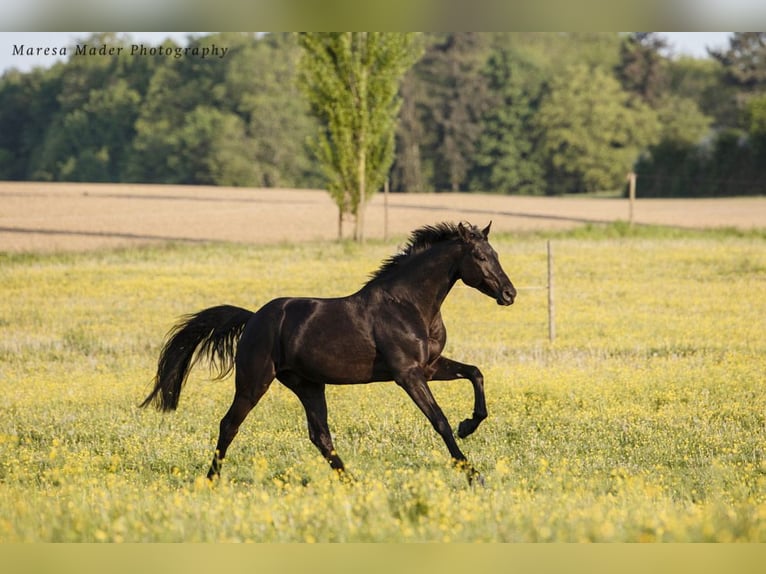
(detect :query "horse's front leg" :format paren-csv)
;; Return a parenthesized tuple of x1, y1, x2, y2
(395, 365, 483, 485)
(429, 356, 486, 439)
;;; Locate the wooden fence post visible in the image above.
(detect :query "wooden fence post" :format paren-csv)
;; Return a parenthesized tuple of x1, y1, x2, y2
(628, 171, 637, 226)
(547, 240, 556, 342)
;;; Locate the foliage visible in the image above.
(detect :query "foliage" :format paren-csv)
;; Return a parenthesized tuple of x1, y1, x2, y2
(653, 95, 712, 146)
(615, 32, 669, 107)
(1, 229, 764, 541)
(2, 32, 766, 196)
(469, 43, 545, 195)
(390, 66, 429, 193)
(709, 32, 766, 92)
(630, 32, 766, 198)
(415, 33, 491, 192)
(666, 56, 739, 130)
(536, 64, 660, 194)
(229, 33, 320, 188)
(635, 122, 766, 198)
(298, 33, 421, 241)
(1, 33, 319, 188)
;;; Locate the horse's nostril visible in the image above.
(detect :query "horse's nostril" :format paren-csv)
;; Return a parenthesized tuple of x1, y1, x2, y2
(501, 288, 515, 304)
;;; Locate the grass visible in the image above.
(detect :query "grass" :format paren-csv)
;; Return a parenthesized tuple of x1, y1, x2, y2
(0, 224, 764, 541)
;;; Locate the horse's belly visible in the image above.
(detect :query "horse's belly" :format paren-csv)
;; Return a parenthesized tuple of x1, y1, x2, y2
(293, 341, 378, 384)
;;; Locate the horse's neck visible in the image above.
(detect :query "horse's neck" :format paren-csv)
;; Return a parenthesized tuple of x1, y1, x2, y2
(386, 243, 460, 317)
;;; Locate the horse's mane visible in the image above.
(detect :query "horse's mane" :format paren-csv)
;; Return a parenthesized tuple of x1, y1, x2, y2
(366, 222, 471, 284)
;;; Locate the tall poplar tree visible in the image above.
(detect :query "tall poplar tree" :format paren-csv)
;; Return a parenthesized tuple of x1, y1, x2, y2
(298, 32, 421, 241)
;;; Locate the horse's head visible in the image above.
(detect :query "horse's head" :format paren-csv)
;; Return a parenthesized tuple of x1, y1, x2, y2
(457, 222, 516, 306)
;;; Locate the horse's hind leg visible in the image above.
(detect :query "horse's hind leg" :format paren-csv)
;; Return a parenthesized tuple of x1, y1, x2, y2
(207, 358, 275, 480)
(279, 375, 347, 477)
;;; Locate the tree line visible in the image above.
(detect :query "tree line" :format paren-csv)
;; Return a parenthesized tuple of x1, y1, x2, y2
(2, 32, 765, 197)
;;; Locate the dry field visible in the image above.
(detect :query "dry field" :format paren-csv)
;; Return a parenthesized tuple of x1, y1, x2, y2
(1, 182, 764, 252)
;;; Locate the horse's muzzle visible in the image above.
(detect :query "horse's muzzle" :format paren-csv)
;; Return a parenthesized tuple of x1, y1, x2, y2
(497, 286, 516, 306)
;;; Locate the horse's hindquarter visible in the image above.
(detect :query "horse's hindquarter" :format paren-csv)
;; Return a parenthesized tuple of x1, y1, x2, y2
(277, 296, 380, 384)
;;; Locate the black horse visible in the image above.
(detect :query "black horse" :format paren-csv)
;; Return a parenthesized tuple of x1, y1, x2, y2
(141, 222, 516, 482)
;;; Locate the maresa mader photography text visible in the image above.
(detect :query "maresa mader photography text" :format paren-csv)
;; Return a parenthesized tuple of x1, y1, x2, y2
(12, 41, 229, 61)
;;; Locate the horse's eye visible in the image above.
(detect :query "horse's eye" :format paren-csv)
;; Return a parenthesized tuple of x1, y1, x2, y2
(476, 252, 487, 262)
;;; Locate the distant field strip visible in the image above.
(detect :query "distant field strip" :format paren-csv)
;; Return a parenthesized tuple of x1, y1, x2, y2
(1, 182, 764, 252)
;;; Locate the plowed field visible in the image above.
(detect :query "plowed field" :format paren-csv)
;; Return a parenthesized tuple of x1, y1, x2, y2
(1, 182, 764, 252)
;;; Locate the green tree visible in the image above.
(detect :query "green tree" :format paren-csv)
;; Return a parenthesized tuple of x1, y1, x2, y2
(391, 66, 429, 192)
(536, 64, 660, 194)
(125, 62, 189, 183)
(665, 56, 736, 130)
(744, 93, 766, 163)
(614, 34, 712, 148)
(470, 44, 545, 194)
(57, 79, 141, 181)
(299, 32, 422, 241)
(0, 66, 63, 179)
(175, 106, 255, 185)
(506, 33, 622, 76)
(418, 33, 490, 191)
(126, 35, 236, 184)
(21, 33, 147, 182)
(614, 32, 669, 107)
(709, 32, 766, 91)
(225, 33, 320, 188)
(653, 95, 712, 146)
(746, 94, 766, 136)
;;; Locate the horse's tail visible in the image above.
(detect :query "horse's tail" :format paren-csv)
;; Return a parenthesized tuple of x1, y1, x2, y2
(140, 305, 254, 412)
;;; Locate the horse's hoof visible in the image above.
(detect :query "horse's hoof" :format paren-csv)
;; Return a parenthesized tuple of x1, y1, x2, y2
(457, 419, 474, 438)
(335, 468, 355, 484)
(206, 460, 222, 481)
(469, 472, 486, 488)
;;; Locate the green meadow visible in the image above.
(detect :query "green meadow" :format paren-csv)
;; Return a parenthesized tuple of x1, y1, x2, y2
(1, 225, 764, 541)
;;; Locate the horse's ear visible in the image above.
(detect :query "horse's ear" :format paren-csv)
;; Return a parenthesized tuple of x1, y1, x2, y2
(482, 221, 492, 239)
(458, 222, 472, 242)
